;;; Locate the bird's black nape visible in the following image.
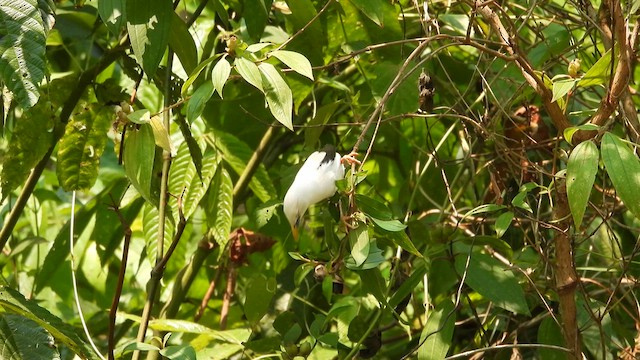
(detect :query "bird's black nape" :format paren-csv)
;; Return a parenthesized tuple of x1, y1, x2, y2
(320, 144, 337, 165)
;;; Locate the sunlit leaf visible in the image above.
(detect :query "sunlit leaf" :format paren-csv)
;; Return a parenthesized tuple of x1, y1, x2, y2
(98, 0, 126, 35)
(149, 115, 172, 153)
(551, 79, 575, 103)
(348, 222, 369, 267)
(563, 123, 599, 145)
(126, 0, 172, 78)
(577, 49, 612, 88)
(235, 57, 263, 92)
(123, 124, 160, 206)
(0, 314, 60, 360)
(212, 56, 231, 98)
(205, 166, 233, 247)
(270, 50, 314, 80)
(258, 62, 293, 131)
(566, 140, 599, 228)
(418, 300, 455, 360)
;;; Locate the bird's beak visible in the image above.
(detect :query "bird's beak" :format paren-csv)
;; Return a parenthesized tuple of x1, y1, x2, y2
(291, 225, 299, 241)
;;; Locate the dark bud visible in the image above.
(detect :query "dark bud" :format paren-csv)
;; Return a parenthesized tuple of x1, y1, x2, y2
(418, 70, 435, 113)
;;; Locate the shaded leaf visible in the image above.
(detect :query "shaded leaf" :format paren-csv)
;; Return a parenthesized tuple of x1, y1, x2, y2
(244, 0, 268, 41)
(270, 50, 314, 80)
(537, 316, 566, 360)
(304, 101, 340, 149)
(0, 0, 47, 108)
(160, 345, 196, 360)
(370, 218, 406, 232)
(356, 194, 393, 220)
(244, 274, 276, 323)
(175, 115, 204, 180)
(205, 166, 233, 247)
(344, 240, 385, 270)
(348, 222, 369, 267)
(494, 211, 514, 238)
(181, 54, 221, 96)
(57, 104, 112, 191)
(563, 123, 599, 145)
(567, 140, 599, 228)
(169, 12, 197, 74)
(348, 0, 386, 26)
(258, 62, 293, 131)
(126, 0, 172, 78)
(601, 132, 640, 220)
(0, 314, 60, 360)
(98, 0, 126, 35)
(0, 287, 99, 360)
(123, 124, 160, 206)
(454, 251, 530, 315)
(186, 81, 214, 122)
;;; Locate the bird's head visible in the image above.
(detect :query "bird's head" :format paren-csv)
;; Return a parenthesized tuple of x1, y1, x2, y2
(283, 192, 304, 240)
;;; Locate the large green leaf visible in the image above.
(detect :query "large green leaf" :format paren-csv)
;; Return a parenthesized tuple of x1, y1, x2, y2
(211, 131, 276, 202)
(186, 81, 214, 122)
(123, 123, 160, 206)
(243, 0, 268, 41)
(601, 132, 640, 220)
(454, 251, 530, 315)
(577, 49, 612, 88)
(142, 201, 175, 264)
(270, 50, 314, 80)
(566, 140, 599, 228)
(168, 143, 218, 221)
(234, 57, 263, 92)
(244, 274, 276, 323)
(212, 56, 231, 98)
(126, 0, 172, 78)
(0, 287, 99, 360)
(0, 314, 61, 360)
(348, 222, 370, 267)
(258, 62, 293, 131)
(168, 12, 197, 74)
(418, 300, 455, 360)
(98, 0, 126, 35)
(205, 166, 233, 247)
(0, 0, 47, 108)
(56, 104, 112, 191)
(347, 0, 387, 27)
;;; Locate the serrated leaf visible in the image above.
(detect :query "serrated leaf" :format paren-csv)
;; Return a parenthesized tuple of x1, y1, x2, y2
(567, 140, 599, 228)
(258, 62, 293, 131)
(577, 49, 612, 88)
(126, 0, 172, 78)
(348, 222, 369, 267)
(0, 314, 61, 360)
(169, 12, 197, 74)
(551, 79, 575, 103)
(186, 81, 214, 122)
(210, 131, 276, 202)
(142, 201, 175, 264)
(0, 286, 99, 360)
(168, 143, 218, 221)
(175, 115, 203, 180)
(418, 300, 455, 360)
(235, 57, 263, 92)
(348, 0, 386, 26)
(57, 104, 112, 191)
(123, 124, 160, 206)
(270, 50, 314, 80)
(601, 133, 640, 220)
(212, 56, 231, 98)
(0, 0, 47, 108)
(205, 166, 233, 247)
(454, 251, 530, 315)
(98, 0, 126, 35)
(244, 274, 276, 323)
(494, 211, 514, 238)
(149, 115, 172, 153)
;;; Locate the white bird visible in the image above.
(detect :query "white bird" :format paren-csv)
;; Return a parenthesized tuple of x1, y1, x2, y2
(283, 145, 359, 240)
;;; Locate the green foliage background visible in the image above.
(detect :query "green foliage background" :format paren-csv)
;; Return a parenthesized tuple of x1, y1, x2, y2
(0, 0, 639, 359)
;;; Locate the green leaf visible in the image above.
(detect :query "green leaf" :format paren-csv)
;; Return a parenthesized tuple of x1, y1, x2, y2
(347, 0, 386, 27)
(462, 204, 506, 220)
(0, 286, 100, 360)
(577, 49, 612, 88)
(0, 314, 61, 360)
(494, 211, 514, 238)
(124, 123, 160, 206)
(126, 109, 151, 124)
(244, 274, 276, 323)
(212, 56, 231, 98)
(255, 199, 280, 228)
(205, 166, 233, 247)
(537, 316, 566, 360)
(149, 115, 172, 153)
(389, 263, 427, 309)
(454, 251, 530, 315)
(181, 54, 222, 96)
(458, 236, 513, 259)
(270, 50, 314, 80)
(168, 143, 218, 221)
(235, 57, 264, 92)
(382, 228, 423, 258)
(258, 62, 293, 131)
(551, 79, 575, 103)
(370, 218, 406, 232)
(186, 81, 214, 122)
(0, 0, 47, 108)
(356, 194, 393, 220)
(169, 12, 198, 74)
(126, 0, 172, 78)
(601, 133, 640, 220)
(348, 222, 370, 267)
(418, 300, 455, 360)
(244, 0, 268, 41)
(211, 131, 276, 202)
(566, 140, 599, 228)
(57, 104, 112, 191)
(98, 0, 126, 35)
(304, 101, 341, 148)
(358, 268, 386, 303)
(563, 123, 599, 145)
(175, 115, 204, 180)
(160, 345, 196, 360)
(345, 240, 385, 270)
(142, 201, 175, 264)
